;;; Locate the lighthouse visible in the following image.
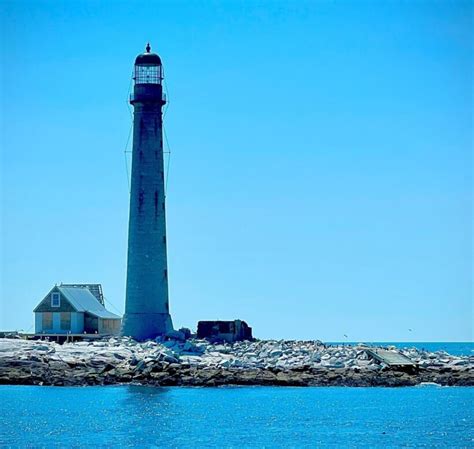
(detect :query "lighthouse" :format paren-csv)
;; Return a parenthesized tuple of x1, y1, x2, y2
(122, 44, 173, 340)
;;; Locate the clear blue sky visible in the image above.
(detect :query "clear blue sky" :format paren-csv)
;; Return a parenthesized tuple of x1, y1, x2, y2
(1, 0, 472, 341)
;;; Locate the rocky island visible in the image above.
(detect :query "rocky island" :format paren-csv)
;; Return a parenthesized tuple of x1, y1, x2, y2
(0, 337, 472, 387)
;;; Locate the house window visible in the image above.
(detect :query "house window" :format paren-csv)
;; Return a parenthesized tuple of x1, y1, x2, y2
(102, 319, 114, 333)
(51, 292, 60, 307)
(42, 312, 53, 330)
(60, 312, 71, 331)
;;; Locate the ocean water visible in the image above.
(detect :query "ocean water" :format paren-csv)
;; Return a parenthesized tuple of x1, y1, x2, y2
(0, 342, 472, 448)
(333, 342, 474, 357)
(1, 385, 473, 448)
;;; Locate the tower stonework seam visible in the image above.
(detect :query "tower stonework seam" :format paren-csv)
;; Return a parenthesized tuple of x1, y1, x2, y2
(122, 45, 173, 341)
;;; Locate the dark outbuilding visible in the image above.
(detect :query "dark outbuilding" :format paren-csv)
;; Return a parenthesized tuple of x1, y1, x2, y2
(197, 320, 253, 343)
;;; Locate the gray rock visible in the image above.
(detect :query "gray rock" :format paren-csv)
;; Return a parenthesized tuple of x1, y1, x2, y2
(163, 354, 179, 363)
(0, 337, 472, 387)
(165, 330, 186, 342)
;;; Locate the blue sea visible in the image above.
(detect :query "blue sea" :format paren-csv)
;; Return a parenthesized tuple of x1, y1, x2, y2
(333, 341, 474, 357)
(0, 342, 472, 448)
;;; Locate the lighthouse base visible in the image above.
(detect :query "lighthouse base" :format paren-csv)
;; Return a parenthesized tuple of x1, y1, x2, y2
(121, 313, 173, 341)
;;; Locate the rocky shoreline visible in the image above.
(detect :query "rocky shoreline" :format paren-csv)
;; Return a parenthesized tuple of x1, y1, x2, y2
(0, 338, 472, 387)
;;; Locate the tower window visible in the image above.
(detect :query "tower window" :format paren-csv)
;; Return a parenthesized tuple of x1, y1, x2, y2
(51, 293, 60, 307)
(135, 65, 162, 84)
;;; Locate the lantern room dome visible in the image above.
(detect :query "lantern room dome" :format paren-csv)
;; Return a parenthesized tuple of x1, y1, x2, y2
(135, 43, 162, 66)
(135, 52, 161, 66)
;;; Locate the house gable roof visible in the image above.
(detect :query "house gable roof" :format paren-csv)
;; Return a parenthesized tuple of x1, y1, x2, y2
(59, 284, 104, 305)
(34, 286, 121, 319)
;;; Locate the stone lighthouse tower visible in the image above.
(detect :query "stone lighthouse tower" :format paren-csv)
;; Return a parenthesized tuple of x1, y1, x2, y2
(122, 44, 173, 340)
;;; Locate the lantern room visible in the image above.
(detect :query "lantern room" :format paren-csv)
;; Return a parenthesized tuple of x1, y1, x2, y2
(134, 43, 163, 85)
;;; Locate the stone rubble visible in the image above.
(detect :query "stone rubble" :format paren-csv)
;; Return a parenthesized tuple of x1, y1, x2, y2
(0, 338, 472, 387)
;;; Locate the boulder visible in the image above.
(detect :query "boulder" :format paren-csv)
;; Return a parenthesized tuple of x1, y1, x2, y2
(178, 328, 192, 340)
(165, 330, 186, 342)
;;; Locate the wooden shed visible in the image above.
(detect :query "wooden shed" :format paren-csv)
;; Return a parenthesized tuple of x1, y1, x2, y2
(34, 284, 121, 335)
